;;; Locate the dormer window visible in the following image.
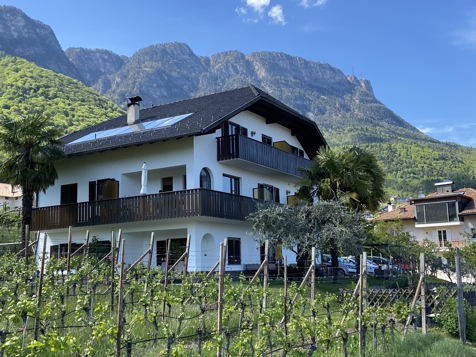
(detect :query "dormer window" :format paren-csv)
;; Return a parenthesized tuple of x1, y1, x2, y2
(415, 201, 458, 224)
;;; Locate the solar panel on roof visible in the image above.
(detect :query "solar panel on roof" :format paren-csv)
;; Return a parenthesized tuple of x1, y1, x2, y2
(67, 113, 192, 145)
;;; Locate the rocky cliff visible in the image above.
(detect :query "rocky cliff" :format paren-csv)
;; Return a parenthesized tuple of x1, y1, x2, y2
(65, 47, 126, 86)
(0, 6, 82, 80)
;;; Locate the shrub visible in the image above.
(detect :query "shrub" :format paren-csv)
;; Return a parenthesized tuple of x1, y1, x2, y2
(435, 296, 476, 342)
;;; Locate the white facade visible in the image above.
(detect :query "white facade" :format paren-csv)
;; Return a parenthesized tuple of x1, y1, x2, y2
(0, 183, 22, 211)
(36, 110, 307, 270)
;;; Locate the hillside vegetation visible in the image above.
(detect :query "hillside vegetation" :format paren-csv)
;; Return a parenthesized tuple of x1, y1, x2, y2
(0, 53, 124, 134)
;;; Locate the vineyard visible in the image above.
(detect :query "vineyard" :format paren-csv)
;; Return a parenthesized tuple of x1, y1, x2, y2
(0, 236, 447, 357)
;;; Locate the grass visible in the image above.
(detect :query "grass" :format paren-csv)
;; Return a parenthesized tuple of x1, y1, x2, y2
(369, 332, 476, 357)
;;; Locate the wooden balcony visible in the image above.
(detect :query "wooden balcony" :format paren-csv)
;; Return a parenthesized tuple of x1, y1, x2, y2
(216, 134, 310, 178)
(31, 189, 260, 231)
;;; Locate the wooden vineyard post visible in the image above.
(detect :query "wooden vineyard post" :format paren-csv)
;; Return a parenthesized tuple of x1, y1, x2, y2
(82, 230, 90, 260)
(110, 230, 116, 314)
(217, 241, 226, 357)
(311, 247, 316, 321)
(403, 275, 424, 338)
(147, 232, 154, 271)
(455, 248, 466, 343)
(24, 224, 29, 265)
(33, 231, 40, 258)
(116, 239, 126, 357)
(263, 240, 269, 311)
(420, 253, 426, 335)
(363, 252, 368, 308)
(116, 230, 122, 265)
(34, 233, 48, 341)
(66, 226, 72, 274)
(183, 235, 190, 275)
(283, 256, 288, 341)
(359, 254, 363, 357)
(162, 239, 171, 321)
(359, 252, 367, 357)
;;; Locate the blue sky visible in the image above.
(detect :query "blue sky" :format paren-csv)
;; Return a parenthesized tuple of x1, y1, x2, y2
(5, 0, 476, 146)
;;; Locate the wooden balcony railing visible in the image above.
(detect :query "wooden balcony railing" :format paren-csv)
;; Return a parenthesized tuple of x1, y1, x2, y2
(216, 134, 311, 177)
(31, 189, 261, 231)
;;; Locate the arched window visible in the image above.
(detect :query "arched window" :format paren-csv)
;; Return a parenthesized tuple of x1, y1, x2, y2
(200, 168, 211, 189)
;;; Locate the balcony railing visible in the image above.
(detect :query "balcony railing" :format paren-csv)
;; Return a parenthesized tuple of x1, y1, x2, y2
(32, 189, 261, 231)
(216, 134, 310, 177)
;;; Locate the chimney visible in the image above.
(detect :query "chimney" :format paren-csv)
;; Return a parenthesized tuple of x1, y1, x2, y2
(387, 202, 394, 212)
(127, 96, 142, 125)
(399, 207, 405, 214)
(435, 178, 454, 195)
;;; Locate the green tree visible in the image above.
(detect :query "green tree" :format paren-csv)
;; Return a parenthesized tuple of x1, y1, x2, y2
(298, 146, 386, 212)
(0, 114, 65, 247)
(247, 200, 366, 270)
(297, 146, 386, 267)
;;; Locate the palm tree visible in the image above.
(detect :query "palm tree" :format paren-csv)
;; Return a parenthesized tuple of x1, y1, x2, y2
(0, 114, 65, 248)
(298, 146, 386, 211)
(297, 146, 386, 267)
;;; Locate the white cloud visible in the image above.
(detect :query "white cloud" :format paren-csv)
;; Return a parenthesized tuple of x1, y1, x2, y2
(451, 9, 476, 49)
(245, 0, 270, 14)
(417, 127, 434, 134)
(268, 5, 286, 25)
(235, 7, 247, 16)
(299, 0, 328, 8)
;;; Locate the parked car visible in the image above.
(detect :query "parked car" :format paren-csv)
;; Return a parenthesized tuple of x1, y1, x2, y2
(368, 256, 402, 273)
(345, 256, 379, 276)
(317, 254, 357, 277)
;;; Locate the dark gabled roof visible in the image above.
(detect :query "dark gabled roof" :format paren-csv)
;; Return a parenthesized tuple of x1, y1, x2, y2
(61, 85, 327, 158)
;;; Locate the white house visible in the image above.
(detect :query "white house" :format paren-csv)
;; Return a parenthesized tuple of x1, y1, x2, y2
(32, 86, 327, 271)
(0, 183, 22, 211)
(374, 179, 476, 250)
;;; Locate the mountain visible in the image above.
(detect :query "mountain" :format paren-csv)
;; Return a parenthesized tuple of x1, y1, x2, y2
(0, 6, 82, 80)
(0, 53, 124, 135)
(65, 47, 126, 86)
(2, 5, 476, 197)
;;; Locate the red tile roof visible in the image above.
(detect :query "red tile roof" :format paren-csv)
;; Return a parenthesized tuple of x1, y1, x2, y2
(373, 187, 476, 221)
(373, 205, 415, 221)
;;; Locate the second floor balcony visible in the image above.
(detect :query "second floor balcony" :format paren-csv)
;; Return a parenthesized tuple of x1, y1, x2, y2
(32, 189, 262, 231)
(216, 134, 311, 179)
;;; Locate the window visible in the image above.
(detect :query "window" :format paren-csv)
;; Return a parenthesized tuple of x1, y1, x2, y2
(262, 134, 272, 145)
(200, 168, 211, 189)
(60, 183, 78, 204)
(156, 238, 187, 266)
(223, 175, 240, 195)
(49, 243, 85, 259)
(162, 177, 173, 192)
(415, 201, 458, 224)
(89, 179, 119, 201)
(88, 239, 111, 260)
(438, 230, 448, 248)
(253, 184, 280, 203)
(183, 175, 187, 190)
(227, 238, 241, 265)
(223, 122, 248, 137)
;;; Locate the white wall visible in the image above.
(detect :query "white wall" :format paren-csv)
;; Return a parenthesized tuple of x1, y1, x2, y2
(192, 110, 304, 202)
(39, 138, 194, 207)
(229, 111, 309, 159)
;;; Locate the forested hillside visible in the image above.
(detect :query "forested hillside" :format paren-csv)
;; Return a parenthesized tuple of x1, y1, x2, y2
(0, 53, 124, 134)
(364, 141, 476, 195)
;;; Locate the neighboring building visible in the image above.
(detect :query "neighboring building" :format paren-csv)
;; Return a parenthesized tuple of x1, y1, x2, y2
(32, 86, 326, 271)
(0, 183, 22, 211)
(374, 180, 476, 250)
